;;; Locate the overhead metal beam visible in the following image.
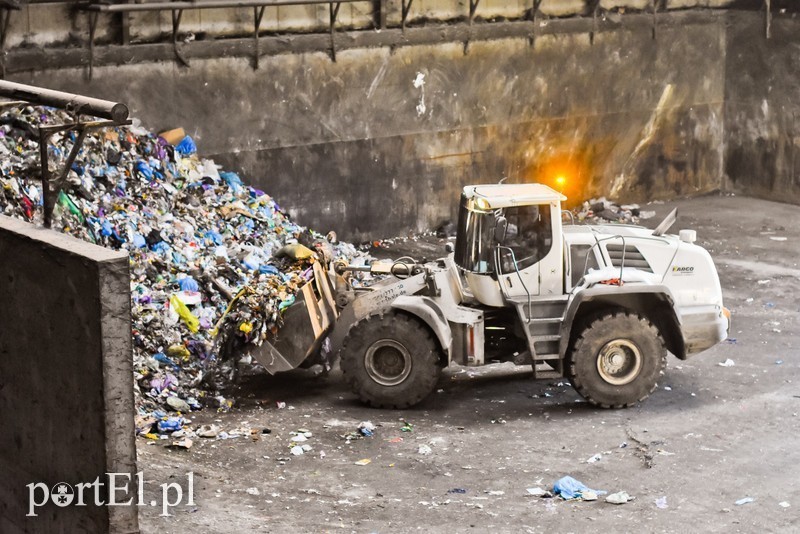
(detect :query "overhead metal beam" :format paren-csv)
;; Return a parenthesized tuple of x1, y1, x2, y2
(81, 0, 365, 13)
(8, 9, 722, 75)
(0, 80, 129, 122)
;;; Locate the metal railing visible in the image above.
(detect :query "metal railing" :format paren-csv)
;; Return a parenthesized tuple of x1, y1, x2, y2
(0, 80, 131, 228)
(0, 1, 778, 77)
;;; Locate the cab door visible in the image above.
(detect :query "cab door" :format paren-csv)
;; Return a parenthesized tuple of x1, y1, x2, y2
(495, 201, 563, 300)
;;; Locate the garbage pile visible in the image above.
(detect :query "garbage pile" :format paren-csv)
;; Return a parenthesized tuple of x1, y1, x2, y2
(574, 197, 656, 224)
(0, 106, 361, 417)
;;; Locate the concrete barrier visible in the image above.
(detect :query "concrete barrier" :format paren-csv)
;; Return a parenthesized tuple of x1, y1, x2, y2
(0, 215, 138, 533)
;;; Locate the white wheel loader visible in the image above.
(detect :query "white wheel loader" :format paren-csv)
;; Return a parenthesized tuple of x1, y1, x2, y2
(251, 183, 730, 409)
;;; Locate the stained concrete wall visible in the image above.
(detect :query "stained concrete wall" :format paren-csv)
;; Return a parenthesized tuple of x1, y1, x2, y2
(723, 10, 800, 203)
(0, 216, 137, 533)
(12, 10, 726, 239)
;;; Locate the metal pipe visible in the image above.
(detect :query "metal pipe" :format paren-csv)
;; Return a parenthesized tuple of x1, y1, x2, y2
(82, 0, 364, 13)
(0, 80, 129, 122)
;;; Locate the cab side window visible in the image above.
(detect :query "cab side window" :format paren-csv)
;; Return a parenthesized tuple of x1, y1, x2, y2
(499, 204, 553, 273)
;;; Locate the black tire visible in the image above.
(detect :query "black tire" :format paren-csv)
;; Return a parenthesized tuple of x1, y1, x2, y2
(340, 311, 442, 409)
(567, 311, 666, 408)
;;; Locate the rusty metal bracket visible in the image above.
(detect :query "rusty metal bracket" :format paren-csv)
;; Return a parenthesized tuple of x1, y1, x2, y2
(529, 0, 543, 48)
(469, 0, 480, 24)
(329, 2, 341, 61)
(253, 5, 266, 68)
(401, 0, 414, 31)
(0, 7, 16, 79)
(38, 119, 132, 228)
(652, 0, 668, 40)
(378, 0, 386, 29)
(172, 6, 190, 67)
(589, 0, 601, 45)
(765, 0, 772, 39)
(87, 11, 99, 80)
(463, 0, 480, 54)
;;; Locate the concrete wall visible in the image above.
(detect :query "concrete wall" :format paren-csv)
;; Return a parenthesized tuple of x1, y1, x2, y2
(12, 10, 726, 239)
(0, 216, 137, 534)
(8, 4, 798, 240)
(723, 10, 800, 203)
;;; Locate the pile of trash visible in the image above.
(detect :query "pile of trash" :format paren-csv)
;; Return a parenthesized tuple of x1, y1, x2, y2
(0, 106, 361, 418)
(573, 197, 656, 224)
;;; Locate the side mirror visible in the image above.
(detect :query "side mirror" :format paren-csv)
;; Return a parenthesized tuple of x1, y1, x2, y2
(445, 242, 455, 254)
(494, 216, 508, 243)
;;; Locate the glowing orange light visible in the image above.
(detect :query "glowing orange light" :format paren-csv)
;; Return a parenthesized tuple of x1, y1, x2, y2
(555, 175, 566, 186)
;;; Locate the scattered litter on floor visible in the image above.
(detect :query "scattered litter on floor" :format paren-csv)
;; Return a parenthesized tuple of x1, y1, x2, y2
(526, 487, 552, 497)
(718, 359, 736, 367)
(552, 476, 605, 501)
(354, 458, 371, 466)
(606, 491, 632, 505)
(779, 501, 790, 508)
(586, 453, 602, 463)
(655, 496, 668, 509)
(573, 197, 656, 224)
(358, 421, 376, 437)
(735, 497, 755, 506)
(418, 444, 433, 455)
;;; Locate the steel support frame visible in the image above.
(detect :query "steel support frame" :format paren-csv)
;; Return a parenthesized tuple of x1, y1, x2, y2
(38, 118, 132, 228)
(329, 2, 341, 61)
(588, 0, 601, 45)
(0, 7, 16, 78)
(652, 0, 669, 40)
(401, 0, 413, 31)
(765, 0, 771, 39)
(528, 0, 543, 47)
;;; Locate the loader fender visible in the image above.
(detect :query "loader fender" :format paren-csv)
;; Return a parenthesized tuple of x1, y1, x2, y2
(391, 296, 452, 362)
(560, 284, 685, 360)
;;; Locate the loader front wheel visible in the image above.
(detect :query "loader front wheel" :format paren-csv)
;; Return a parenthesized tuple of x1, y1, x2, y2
(567, 311, 666, 408)
(340, 312, 442, 409)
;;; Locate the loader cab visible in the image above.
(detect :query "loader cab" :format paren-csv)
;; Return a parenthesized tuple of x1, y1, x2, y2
(454, 183, 566, 306)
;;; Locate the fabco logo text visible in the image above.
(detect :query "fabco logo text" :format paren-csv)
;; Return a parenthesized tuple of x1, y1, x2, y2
(671, 266, 694, 274)
(27, 472, 194, 518)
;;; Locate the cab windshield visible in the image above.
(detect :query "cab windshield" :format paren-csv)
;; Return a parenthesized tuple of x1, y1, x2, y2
(454, 196, 496, 273)
(455, 194, 553, 274)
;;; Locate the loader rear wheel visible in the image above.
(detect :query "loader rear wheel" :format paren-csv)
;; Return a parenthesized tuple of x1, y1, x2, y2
(567, 311, 666, 408)
(340, 311, 442, 409)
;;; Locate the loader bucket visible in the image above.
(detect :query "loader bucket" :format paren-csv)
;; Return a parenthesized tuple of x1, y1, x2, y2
(251, 261, 339, 374)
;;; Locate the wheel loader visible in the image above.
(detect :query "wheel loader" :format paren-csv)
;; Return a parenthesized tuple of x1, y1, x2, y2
(250, 183, 730, 409)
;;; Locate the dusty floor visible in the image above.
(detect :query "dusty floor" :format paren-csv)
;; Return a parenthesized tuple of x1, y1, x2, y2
(138, 194, 800, 533)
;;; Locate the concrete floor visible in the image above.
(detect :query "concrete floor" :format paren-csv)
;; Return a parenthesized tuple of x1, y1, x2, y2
(138, 194, 800, 533)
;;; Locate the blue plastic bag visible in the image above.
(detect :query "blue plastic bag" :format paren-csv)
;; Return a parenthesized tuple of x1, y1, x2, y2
(135, 160, 154, 181)
(259, 264, 280, 276)
(221, 172, 243, 193)
(178, 276, 199, 292)
(157, 417, 184, 433)
(175, 135, 197, 156)
(553, 476, 605, 500)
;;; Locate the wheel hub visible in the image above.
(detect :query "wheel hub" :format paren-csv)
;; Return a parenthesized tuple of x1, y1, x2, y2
(364, 339, 412, 386)
(596, 339, 642, 386)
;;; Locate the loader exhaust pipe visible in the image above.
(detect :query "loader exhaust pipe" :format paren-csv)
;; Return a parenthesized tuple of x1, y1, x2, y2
(0, 80, 129, 122)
